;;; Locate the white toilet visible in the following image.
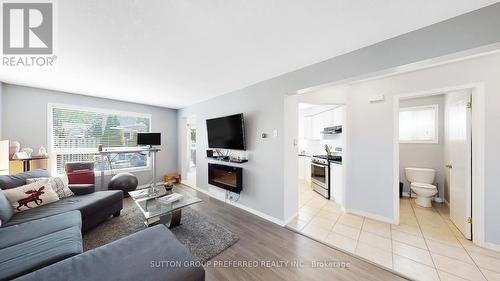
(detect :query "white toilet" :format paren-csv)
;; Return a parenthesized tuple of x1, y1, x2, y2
(404, 167, 438, 208)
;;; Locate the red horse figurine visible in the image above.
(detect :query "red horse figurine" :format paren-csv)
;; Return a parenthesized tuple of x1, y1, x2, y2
(16, 186, 45, 211)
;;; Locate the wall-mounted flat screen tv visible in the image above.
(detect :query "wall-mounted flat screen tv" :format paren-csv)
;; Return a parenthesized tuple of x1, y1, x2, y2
(206, 113, 246, 150)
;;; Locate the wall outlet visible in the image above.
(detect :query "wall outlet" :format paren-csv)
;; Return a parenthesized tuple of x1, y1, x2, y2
(273, 129, 278, 137)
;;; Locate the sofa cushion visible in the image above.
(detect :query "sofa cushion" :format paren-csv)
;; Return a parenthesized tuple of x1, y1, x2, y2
(27, 175, 74, 199)
(0, 226, 82, 281)
(4, 190, 122, 227)
(3, 179, 59, 213)
(0, 189, 14, 226)
(0, 211, 81, 249)
(0, 169, 50, 190)
(16, 225, 205, 281)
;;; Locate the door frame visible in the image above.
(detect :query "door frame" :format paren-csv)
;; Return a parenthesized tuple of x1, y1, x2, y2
(393, 83, 485, 246)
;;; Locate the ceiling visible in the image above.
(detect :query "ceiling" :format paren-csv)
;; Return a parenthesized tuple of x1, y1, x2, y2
(0, 0, 498, 109)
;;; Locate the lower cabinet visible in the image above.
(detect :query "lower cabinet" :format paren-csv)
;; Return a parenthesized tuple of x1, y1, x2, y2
(305, 158, 311, 182)
(298, 156, 311, 182)
(330, 163, 343, 205)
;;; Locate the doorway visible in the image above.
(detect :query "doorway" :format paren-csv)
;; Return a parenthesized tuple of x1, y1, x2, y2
(396, 87, 477, 242)
(183, 115, 197, 188)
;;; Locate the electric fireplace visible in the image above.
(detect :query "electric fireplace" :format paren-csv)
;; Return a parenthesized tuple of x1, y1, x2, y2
(208, 163, 243, 193)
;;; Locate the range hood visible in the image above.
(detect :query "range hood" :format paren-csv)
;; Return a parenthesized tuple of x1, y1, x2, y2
(321, 125, 342, 135)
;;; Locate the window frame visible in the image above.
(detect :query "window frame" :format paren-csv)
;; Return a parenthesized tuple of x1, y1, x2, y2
(399, 104, 439, 144)
(47, 103, 153, 176)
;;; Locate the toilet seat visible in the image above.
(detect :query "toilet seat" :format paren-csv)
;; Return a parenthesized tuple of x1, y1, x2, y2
(411, 182, 436, 189)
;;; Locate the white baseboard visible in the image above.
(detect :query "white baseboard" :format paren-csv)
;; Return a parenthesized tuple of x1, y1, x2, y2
(345, 208, 398, 225)
(229, 200, 286, 226)
(481, 241, 500, 252)
(284, 212, 299, 225)
(186, 184, 287, 226)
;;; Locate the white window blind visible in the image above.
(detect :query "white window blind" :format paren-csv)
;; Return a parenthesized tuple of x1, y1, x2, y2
(399, 105, 438, 143)
(49, 104, 151, 174)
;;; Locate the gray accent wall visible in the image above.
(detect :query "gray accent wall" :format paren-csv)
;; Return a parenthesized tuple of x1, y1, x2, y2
(399, 95, 446, 200)
(178, 83, 286, 221)
(1, 84, 178, 189)
(179, 3, 500, 245)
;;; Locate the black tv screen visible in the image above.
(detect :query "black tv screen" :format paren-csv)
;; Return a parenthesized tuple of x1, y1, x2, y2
(137, 133, 161, 146)
(206, 114, 246, 150)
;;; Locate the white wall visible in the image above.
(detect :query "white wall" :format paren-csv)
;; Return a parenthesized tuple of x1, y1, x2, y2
(1, 84, 178, 189)
(345, 53, 500, 245)
(399, 95, 446, 200)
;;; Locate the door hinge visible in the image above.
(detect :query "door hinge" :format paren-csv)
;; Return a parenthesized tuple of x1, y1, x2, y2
(467, 217, 472, 224)
(466, 101, 472, 109)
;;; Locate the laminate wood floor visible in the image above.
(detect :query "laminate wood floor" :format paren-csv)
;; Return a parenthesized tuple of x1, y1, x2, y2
(179, 185, 407, 281)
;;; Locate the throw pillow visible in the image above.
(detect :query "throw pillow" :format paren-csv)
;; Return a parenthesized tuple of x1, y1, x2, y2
(0, 189, 14, 224)
(27, 175, 74, 199)
(3, 179, 59, 212)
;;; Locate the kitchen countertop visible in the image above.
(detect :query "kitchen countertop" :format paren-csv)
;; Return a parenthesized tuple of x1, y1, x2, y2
(298, 154, 312, 157)
(330, 161, 342, 165)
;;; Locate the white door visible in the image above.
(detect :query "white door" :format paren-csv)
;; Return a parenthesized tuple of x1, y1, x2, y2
(444, 90, 472, 240)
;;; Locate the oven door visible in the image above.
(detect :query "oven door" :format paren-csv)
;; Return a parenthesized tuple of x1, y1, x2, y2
(311, 162, 328, 188)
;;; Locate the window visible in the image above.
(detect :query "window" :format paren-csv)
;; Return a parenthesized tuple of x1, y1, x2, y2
(49, 104, 151, 174)
(399, 104, 438, 143)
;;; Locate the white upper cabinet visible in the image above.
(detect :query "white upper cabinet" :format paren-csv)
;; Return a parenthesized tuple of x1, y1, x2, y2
(300, 105, 344, 140)
(324, 109, 336, 127)
(333, 106, 344, 126)
(311, 114, 322, 140)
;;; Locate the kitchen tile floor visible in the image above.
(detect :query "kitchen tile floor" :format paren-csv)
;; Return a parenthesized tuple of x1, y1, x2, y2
(287, 181, 500, 281)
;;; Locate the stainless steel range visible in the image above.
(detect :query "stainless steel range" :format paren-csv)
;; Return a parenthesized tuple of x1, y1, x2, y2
(311, 156, 330, 199)
(311, 152, 342, 199)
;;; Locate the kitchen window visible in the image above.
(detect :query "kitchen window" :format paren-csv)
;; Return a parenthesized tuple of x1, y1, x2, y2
(48, 104, 151, 174)
(399, 104, 438, 143)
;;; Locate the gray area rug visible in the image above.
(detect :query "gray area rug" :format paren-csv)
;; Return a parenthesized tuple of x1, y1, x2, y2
(83, 198, 239, 262)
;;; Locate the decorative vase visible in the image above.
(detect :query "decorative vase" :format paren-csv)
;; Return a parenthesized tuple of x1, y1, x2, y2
(21, 147, 34, 157)
(8, 141, 20, 159)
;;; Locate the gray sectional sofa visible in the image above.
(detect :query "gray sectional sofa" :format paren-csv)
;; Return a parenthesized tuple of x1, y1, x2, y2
(0, 170, 205, 281)
(0, 169, 123, 232)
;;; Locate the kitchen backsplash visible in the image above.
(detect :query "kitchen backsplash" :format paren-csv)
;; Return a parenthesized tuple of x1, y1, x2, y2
(299, 134, 342, 155)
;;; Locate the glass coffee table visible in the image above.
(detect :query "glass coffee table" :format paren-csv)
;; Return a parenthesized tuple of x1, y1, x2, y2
(129, 186, 202, 228)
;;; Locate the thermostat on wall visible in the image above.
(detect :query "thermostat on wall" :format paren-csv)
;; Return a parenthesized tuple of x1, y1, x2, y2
(369, 94, 385, 103)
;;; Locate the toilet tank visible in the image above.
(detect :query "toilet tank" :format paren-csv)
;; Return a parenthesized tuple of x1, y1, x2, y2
(405, 167, 436, 184)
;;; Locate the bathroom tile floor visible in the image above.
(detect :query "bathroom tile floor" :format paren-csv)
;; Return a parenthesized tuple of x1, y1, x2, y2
(287, 182, 500, 281)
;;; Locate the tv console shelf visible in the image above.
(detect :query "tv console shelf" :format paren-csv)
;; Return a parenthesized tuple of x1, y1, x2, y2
(206, 157, 248, 164)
